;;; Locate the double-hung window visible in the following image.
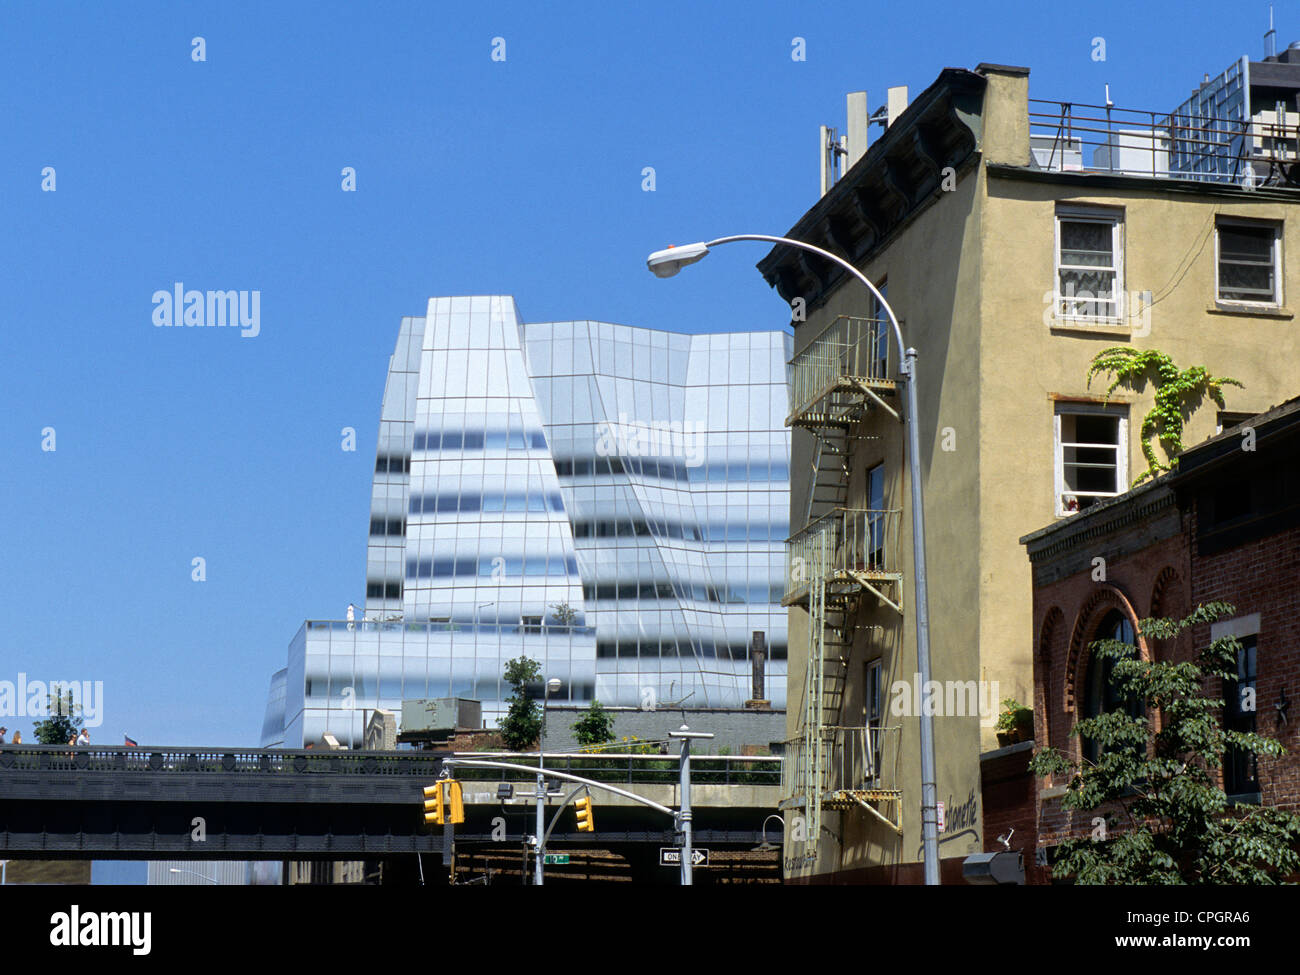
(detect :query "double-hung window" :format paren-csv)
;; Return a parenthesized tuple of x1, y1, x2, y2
(1054, 404, 1128, 516)
(1216, 219, 1281, 306)
(1055, 208, 1123, 321)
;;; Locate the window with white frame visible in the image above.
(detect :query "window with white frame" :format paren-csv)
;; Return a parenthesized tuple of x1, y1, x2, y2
(1055, 209, 1123, 321)
(1054, 405, 1128, 516)
(1216, 219, 1281, 305)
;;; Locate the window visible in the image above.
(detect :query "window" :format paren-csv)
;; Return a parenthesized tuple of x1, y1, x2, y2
(866, 463, 885, 568)
(868, 282, 889, 380)
(1215, 410, 1253, 435)
(865, 660, 883, 781)
(1054, 406, 1127, 516)
(1223, 635, 1259, 798)
(1216, 220, 1280, 305)
(521, 615, 543, 635)
(1081, 611, 1142, 765)
(1055, 210, 1123, 320)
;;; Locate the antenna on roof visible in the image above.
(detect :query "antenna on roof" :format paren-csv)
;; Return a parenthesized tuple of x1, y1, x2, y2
(1266, 4, 1278, 58)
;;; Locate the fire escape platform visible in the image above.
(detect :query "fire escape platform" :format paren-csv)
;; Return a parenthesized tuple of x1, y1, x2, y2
(783, 570, 903, 609)
(787, 377, 899, 430)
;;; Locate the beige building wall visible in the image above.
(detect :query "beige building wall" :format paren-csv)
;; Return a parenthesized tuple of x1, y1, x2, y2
(782, 63, 1300, 882)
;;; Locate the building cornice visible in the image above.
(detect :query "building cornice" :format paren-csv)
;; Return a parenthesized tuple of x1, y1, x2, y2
(756, 68, 987, 307)
(1022, 481, 1178, 563)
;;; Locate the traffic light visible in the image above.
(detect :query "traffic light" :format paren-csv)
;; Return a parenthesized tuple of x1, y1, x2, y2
(423, 782, 445, 825)
(574, 794, 594, 832)
(446, 779, 465, 825)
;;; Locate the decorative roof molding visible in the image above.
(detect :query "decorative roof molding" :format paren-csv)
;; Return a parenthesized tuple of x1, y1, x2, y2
(756, 68, 987, 308)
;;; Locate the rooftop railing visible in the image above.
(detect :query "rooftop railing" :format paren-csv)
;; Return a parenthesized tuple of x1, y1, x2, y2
(1028, 99, 1300, 185)
(788, 315, 892, 422)
(299, 619, 596, 638)
(785, 507, 900, 603)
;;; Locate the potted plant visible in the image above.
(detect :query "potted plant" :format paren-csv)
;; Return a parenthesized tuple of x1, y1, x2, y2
(995, 698, 1034, 747)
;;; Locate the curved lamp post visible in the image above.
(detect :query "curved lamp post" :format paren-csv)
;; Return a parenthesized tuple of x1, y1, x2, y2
(646, 234, 940, 885)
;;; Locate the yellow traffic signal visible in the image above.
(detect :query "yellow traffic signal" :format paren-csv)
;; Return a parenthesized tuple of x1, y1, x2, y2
(423, 782, 445, 825)
(574, 794, 594, 832)
(446, 779, 465, 825)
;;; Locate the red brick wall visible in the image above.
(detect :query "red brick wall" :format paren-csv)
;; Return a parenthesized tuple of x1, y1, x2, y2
(980, 742, 1043, 883)
(1188, 510, 1300, 814)
(1027, 497, 1300, 879)
(1028, 515, 1190, 874)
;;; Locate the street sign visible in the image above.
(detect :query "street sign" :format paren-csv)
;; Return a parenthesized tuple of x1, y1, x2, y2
(659, 847, 709, 867)
(543, 854, 570, 865)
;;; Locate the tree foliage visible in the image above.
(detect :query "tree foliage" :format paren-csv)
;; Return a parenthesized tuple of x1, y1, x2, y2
(1028, 602, 1300, 884)
(33, 689, 83, 745)
(1086, 347, 1243, 484)
(571, 700, 616, 748)
(497, 655, 542, 751)
(549, 601, 578, 627)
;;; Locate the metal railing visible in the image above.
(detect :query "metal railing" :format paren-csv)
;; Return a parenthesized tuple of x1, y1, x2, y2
(785, 507, 900, 601)
(788, 315, 891, 420)
(302, 619, 596, 638)
(0, 744, 445, 776)
(781, 725, 899, 800)
(1028, 99, 1300, 185)
(449, 751, 781, 787)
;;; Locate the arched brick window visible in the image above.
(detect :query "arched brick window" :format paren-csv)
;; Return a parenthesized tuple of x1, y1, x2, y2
(1065, 587, 1147, 763)
(1080, 610, 1142, 764)
(1037, 607, 1065, 749)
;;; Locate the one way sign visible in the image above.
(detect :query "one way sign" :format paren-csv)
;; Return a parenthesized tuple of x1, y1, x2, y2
(659, 847, 709, 867)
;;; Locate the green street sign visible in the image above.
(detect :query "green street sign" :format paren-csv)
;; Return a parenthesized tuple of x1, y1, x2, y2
(543, 854, 570, 865)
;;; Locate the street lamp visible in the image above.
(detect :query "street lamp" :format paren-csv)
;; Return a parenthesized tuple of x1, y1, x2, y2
(168, 867, 218, 885)
(534, 675, 563, 885)
(647, 234, 941, 885)
(752, 813, 785, 853)
(668, 725, 713, 886)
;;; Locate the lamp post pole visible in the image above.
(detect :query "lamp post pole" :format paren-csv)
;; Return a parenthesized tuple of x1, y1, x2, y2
(669, 727, 713, 885)
(647, 234, 941, 885)
(535, 676, 561, 885)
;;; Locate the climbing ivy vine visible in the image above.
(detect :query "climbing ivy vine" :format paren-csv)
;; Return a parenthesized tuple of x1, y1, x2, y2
(1085, 347, 1243, 485)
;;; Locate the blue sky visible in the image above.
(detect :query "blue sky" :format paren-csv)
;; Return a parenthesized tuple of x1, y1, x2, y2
(0, 0, 1285, 746)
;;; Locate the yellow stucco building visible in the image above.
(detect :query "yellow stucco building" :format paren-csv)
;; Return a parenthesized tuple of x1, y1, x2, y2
(767, 62, 1300, 882)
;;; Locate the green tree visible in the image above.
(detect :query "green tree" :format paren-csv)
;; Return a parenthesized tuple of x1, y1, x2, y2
(1086, 347, 1242, 484)
(33, 689, 83, 745)
(1029, 602, 1300, 884)
(571, 700, 615, 748)
(497, 655, 542, 752)
(549, 601, 578, 628)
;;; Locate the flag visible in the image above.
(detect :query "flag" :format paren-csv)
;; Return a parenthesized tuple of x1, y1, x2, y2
(124, 735, 138, 747)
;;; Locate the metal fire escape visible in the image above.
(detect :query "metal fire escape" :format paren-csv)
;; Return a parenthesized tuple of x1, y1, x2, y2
(780, 315, 904, 853)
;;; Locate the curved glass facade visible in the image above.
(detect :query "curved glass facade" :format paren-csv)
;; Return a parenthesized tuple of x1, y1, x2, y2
(263, 296, 790, 746)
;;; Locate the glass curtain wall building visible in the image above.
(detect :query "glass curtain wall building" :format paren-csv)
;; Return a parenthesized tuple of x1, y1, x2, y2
(262, 296, 790, 747)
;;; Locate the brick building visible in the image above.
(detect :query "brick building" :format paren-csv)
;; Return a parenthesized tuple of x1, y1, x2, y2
(1019, 397, 1300, 880)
